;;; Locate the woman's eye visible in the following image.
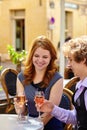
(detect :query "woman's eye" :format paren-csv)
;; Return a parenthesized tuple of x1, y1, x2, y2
(43, 56, 48, 59)
(34, 55, 48, 59)
(34, 55, 39, 57)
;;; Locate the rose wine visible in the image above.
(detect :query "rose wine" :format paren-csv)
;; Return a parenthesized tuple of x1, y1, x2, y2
(35, 95, 44, 105)
(16, 95, 25, 104)
(34, 91, 45, 118)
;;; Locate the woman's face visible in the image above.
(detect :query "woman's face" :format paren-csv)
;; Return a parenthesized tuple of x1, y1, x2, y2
(33, 47, 51, 71)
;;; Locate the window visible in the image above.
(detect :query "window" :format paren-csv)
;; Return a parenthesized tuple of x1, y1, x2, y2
(11, 10, 25, 51)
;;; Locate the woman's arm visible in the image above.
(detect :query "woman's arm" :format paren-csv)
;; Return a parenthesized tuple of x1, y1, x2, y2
(16, 78, 24, 94)
(41, 78, 63, 125)
(14, 78, 25, 114)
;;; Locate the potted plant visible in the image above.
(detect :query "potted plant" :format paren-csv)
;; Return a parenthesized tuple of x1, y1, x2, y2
(0, 66, 3, 71)
(0, 66, 3, 80)
(7, 45, 27, 72)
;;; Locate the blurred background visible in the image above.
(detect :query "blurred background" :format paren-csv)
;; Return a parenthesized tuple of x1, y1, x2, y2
(0, 0, 87, 75)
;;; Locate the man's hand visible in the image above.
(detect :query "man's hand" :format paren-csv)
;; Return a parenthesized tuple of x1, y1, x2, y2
(35, 99, 54, 113)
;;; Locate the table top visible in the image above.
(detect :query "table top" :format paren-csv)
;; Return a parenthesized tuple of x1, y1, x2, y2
(0, 114, 44, 130)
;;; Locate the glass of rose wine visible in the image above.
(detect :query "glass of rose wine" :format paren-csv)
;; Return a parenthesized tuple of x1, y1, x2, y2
(34, 91, 45, 119)
(14, 91, 27, 122)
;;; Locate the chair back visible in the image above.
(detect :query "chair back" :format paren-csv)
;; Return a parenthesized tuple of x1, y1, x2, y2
(65, 76, 80, 93)
(0, 68, 18, 113)
(59, 88, 74, 130)
(5, 69, 17, 96)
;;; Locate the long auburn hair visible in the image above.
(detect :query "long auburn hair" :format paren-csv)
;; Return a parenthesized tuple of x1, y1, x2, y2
(23, 35, 58, 88)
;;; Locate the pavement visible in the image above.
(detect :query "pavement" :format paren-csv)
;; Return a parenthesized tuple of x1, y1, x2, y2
(0, 60, 16, 79)
(0, 61, 16, 70)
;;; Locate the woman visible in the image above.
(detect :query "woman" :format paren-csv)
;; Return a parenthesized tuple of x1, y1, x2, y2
(36, 36, 87, 130)
(15, 35, 63, 130)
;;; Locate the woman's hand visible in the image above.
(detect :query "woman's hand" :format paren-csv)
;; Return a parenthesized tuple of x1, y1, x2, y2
(14, 97, 25, 115)
(35, 99, 54, 113)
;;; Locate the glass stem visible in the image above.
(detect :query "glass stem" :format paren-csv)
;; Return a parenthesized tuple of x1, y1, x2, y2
(38, 111, 41, 119)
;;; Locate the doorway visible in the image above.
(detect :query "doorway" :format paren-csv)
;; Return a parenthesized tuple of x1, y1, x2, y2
(15, 19, 25, 51)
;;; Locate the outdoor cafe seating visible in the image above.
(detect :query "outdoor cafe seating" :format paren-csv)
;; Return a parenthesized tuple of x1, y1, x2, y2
(64, 67, 80, 92)
(0, 67, 76, 130)
(0, 68, 18, 113)
(60, 87, 74, 130)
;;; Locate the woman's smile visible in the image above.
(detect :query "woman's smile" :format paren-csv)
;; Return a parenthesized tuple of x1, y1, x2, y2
(33, 47, 51, 70)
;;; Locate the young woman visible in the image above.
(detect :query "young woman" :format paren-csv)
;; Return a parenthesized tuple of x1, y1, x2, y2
(36, 36, 87, 130)
(14, 35, 63, 130)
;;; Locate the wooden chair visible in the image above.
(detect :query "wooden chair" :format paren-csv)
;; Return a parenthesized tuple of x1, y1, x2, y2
(59, 88, 74, 130)
(0, 68, 18, 113)
(65, 76, 80, 93)
(63, 88, 74, 130)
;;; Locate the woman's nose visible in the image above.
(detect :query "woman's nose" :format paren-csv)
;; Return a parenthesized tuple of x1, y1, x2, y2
(38, 57, 43, 62)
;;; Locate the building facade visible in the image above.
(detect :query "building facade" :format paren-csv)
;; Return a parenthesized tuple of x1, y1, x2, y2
(0, 0, 87, 59)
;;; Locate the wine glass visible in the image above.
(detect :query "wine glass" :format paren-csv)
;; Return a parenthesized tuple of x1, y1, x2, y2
(14, 91, 27, 122)
(34, 91, 44, 119)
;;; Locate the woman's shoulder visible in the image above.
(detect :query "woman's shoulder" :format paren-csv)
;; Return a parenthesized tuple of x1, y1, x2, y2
(17, 71, 25, 81)
(54, 72, 63, 79)
(18, 71, 24, 77)
(48, 72, 62, 87)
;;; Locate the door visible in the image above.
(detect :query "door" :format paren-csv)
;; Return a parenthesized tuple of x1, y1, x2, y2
(15, 19, 25, 51)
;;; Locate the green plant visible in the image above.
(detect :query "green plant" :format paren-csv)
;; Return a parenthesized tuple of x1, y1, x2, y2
(7, 45, 27, 65)
(0, 66, 3, 71)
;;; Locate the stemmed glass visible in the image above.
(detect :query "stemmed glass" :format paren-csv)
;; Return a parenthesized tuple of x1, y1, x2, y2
(34, 91, 45, 119)
(14, 91, 27, 122)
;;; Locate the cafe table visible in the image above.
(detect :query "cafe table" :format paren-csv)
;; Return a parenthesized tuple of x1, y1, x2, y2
(0, 114, 44, 130)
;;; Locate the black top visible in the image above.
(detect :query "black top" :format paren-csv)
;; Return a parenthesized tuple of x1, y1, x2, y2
(72, 87, 87, 129)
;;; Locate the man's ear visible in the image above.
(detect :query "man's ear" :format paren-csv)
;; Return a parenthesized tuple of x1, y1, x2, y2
(83, 58, 86, 64)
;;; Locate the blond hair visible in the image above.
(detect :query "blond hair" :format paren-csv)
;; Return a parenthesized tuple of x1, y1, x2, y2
(62, 35, 87, 65)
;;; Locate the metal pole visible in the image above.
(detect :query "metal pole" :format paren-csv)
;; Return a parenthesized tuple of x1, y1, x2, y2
(59, 0, 65, 77)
